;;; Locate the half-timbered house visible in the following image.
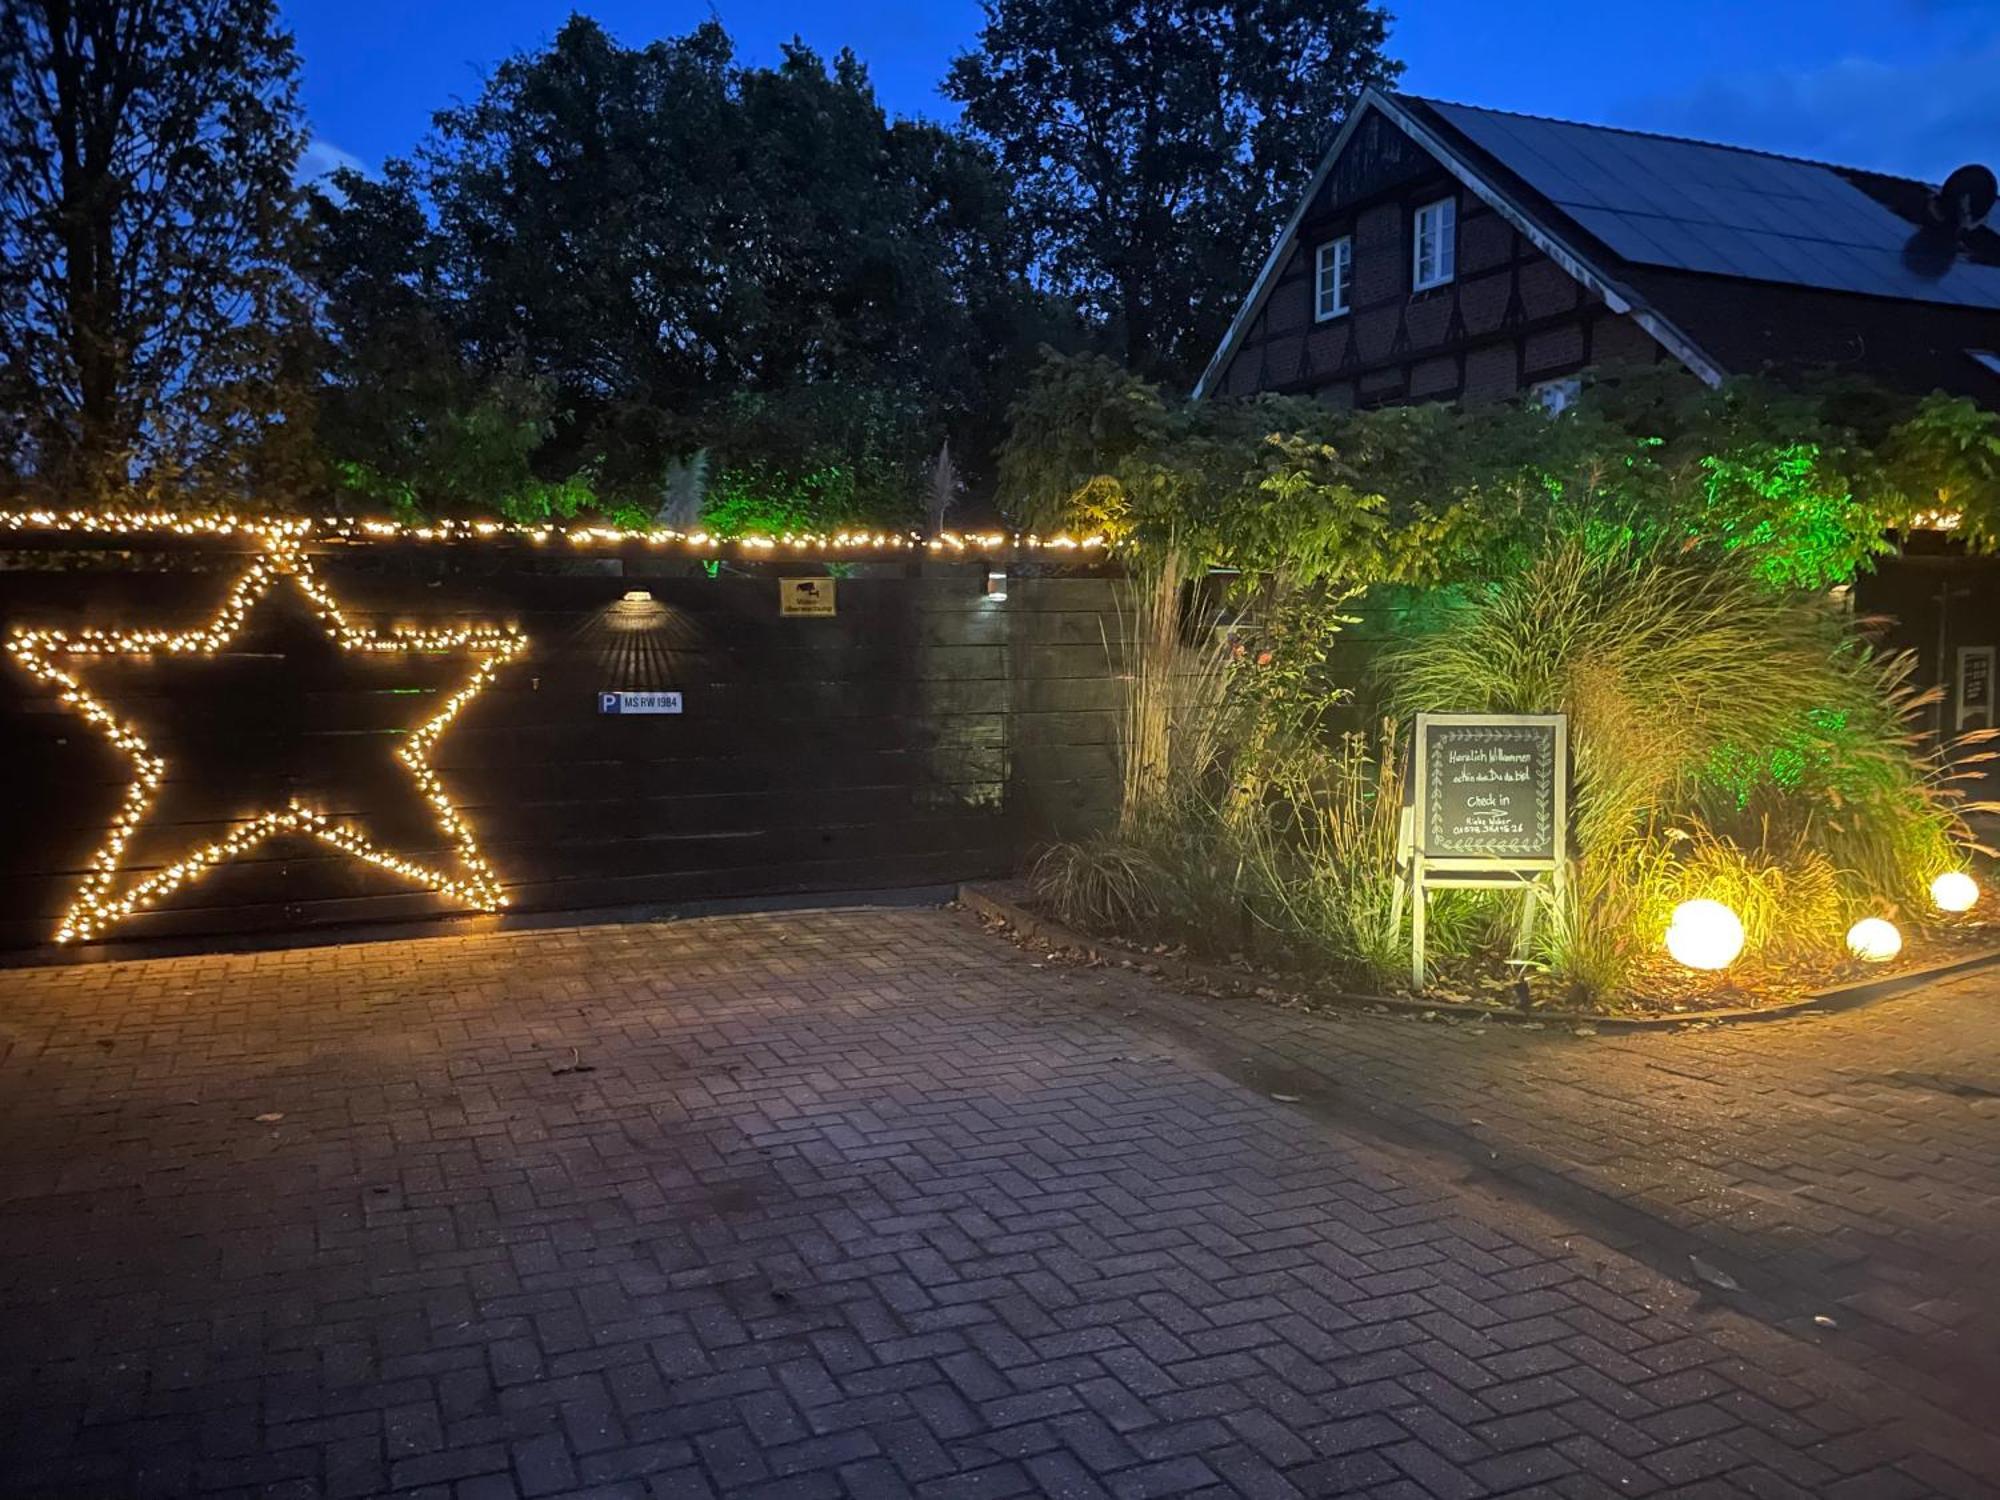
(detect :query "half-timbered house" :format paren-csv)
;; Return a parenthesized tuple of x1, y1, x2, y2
(1199, 89, 2000, 747)
(1197, 90, 2000, 414)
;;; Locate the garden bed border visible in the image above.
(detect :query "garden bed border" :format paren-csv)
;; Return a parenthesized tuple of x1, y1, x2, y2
(957, 880, 2000, 1030)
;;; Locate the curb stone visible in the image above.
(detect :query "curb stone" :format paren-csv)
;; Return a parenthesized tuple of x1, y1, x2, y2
(958, 879, 2000, 1031)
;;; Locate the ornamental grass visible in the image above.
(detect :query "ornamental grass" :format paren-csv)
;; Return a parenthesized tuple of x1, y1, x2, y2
(1029, 537, 1994, 1007)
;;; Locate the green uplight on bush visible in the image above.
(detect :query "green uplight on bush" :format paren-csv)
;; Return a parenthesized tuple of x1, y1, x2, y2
(1705, 705, 1852, 808)
(1697, 442, 1876, 593)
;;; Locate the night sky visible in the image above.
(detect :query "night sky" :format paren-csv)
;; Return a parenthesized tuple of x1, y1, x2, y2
(288, 0, 2000, 187)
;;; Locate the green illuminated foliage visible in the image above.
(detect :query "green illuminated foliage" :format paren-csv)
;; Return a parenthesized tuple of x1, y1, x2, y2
(1386, 540, 1990, 993)
(1010, 358, 1998, 1006)
(699, 463, 869, 537)
(1003, 356, 1998, 590)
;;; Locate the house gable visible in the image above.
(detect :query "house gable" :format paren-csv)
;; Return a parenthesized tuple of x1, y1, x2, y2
(1201, 90, 2000, 412)
(1199, 96, 1675, 408)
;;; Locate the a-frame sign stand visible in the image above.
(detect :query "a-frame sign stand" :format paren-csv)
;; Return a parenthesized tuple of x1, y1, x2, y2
(1396, 713, 1569, 991)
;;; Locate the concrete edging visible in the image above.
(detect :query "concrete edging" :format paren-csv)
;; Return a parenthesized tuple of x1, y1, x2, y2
(958, 880, 2000, 1031)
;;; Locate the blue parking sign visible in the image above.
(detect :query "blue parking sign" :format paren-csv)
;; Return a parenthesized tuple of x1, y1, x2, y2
(598, 691, 683, 715)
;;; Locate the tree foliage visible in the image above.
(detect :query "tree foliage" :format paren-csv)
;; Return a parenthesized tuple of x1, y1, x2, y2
(1001, 354, 2000, 587)
(313, 16, 1071, 526)
(947, 0, 1397, 384)
(0, 0, 311, 504)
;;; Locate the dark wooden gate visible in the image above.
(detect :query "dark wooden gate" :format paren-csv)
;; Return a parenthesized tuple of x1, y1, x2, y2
(0, 536, 1123, 952)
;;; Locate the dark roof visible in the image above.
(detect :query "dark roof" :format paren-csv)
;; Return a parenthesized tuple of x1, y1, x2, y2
(1407, 97, 2000, 312)
(1196, 90, 2000, 405)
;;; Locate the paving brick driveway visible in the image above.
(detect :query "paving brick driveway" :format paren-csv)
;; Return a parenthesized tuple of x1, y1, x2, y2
(1052, 936, 2000, 1440)
(0, 907, 1992, 1499)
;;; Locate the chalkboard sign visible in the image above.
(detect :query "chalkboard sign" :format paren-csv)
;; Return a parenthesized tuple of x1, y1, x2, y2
(1957, 645, 1994, 731)
(1413, 713, 1567, 870)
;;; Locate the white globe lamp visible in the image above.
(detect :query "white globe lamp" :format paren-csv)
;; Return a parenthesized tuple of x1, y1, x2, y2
(1930, 871, 1979, 914)
(1846, 917, 1902, 963)
(1665, 899, 1744, 971)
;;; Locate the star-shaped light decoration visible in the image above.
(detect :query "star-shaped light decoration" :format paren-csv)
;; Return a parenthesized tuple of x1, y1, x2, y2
(7, 528, 527, 943)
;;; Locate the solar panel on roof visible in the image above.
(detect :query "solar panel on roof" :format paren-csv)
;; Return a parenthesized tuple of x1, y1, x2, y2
(1423, 99, 2000, 311)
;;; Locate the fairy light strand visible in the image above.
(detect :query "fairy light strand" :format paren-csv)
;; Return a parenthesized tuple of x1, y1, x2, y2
(0, 508, 1110, 553)
(8, 530, 526, 943)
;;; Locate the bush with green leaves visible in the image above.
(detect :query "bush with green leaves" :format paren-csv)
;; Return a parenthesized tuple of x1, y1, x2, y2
(1015, 356, 1997, 1006)
(1382, 539, 1996, 996)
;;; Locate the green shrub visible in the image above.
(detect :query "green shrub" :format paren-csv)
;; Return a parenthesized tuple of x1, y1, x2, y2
(1385, 539, 1990, 998)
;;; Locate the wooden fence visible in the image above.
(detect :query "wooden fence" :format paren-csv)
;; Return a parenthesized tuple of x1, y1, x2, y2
(0, 538, 1125, 952)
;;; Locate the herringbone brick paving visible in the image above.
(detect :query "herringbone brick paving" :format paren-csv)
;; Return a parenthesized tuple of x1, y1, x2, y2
(1040, 925, 2000, 1437)
(0, 907, 1990, 1497)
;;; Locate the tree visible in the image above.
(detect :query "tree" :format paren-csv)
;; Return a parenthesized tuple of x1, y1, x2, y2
(306, 161, 579, 522)
(314, 17, 1064, 524)
(0, 0, 311, 504)
(946, 0, 1398, 385)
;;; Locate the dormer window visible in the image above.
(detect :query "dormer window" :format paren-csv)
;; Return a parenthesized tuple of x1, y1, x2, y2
(1412, 196, 1457, 291)
(1315, 236, 1353, 320)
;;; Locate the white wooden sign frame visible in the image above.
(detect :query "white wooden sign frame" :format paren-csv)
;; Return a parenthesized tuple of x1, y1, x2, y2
(1397, 712, 1570, 990)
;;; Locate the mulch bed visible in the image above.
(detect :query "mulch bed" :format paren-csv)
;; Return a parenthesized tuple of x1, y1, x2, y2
(959, 881, 2000, 1029)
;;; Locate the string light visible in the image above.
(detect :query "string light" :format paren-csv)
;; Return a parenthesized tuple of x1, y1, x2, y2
(0, 508, 1109, 554)
(8, 528, 526, 943)
(1, 507, 1110, 943)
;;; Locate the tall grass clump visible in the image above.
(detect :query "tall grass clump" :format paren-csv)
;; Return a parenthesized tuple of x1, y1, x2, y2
(1032, 570, 1481, 989)
(1386, 539, 1993, 998)
(1237, 724, 1406, 981)
(1033, 551, 1237, 944)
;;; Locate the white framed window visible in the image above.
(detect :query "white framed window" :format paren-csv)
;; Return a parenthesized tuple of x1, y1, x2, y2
(1412, 196, 1457, 291)
(1530, 375, 1582, 415)
(1314, 236, 1353, 320)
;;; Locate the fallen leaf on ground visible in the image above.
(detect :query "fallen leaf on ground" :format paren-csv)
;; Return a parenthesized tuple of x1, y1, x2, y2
(253, 1112, 284, 1123)
(1689, 1255, 1741, 1292)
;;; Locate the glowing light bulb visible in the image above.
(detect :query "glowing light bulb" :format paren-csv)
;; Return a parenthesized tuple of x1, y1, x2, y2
(1846, 918, 1901, 963)
(1931, 871, 1979, 913)
(1664, 899, 1744, 971)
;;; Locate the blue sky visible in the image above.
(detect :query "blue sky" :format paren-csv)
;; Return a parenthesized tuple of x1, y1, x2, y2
(289, 0, 2000, 186)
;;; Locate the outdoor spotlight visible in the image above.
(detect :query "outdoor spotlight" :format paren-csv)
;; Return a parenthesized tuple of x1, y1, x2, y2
(1664, 898, 1744, 971)
(621, 590, 653, 603)
(985, 568, 1008, 601)
(1846, 917, 1902, 963)
(1931, 871, 1979, 913)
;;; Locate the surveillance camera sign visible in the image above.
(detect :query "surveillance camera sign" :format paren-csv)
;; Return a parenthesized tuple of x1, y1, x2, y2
(780, 578, 836, 617)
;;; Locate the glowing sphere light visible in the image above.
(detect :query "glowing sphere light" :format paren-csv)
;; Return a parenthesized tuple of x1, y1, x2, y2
(1846, 917, 1902, 963)
(1931, 871, 1979, 913)
(1665, 899, 1745, 971)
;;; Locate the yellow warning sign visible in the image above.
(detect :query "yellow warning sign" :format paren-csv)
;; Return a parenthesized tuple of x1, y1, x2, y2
(779, 577, 836, 617)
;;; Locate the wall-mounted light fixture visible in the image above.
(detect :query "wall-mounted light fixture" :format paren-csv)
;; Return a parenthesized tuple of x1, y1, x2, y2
(622, 590, 653, 603)
(985, 568, 1008, 601)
